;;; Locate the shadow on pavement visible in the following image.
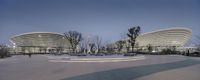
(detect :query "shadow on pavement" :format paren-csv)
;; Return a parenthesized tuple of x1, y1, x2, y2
(62, 59, 200, 80)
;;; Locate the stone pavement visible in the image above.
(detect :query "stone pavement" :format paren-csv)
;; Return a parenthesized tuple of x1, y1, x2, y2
(0, 55, 200, 80)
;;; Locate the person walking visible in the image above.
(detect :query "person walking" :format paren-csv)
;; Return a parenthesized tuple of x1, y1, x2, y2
(28, 53, 32, 58)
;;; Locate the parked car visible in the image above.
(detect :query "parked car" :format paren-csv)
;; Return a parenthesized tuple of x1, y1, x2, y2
(77, 53, 87, 56)
(95, 53, 104, 56)
(190, 52, 200, 57)
(124, 53, 137, 56)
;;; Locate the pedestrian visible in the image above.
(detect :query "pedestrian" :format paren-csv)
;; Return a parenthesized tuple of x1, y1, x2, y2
(28, 53, 32, 58)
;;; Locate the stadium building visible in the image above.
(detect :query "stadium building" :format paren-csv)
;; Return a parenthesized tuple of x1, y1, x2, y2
(10, 32, 70, 54)
(122, 27, 192, 52)
(10, 27, 192, 54)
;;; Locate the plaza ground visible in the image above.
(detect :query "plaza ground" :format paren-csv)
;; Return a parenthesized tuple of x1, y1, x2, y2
(0, 55, 200, 80)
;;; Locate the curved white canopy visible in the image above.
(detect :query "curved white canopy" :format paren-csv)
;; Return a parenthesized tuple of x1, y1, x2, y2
(136, 27, 192, 47)
(10, 32, 70, 47)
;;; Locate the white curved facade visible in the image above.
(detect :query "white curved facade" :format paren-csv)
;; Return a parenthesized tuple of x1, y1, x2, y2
(119, 27, 192, 52)
(136, 27, 192, 47)
(10, 27, 192, 53)
(10, 32, 70, 53)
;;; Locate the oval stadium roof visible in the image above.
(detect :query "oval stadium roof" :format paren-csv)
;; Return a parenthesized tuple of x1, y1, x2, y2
(136, 27, 192, 47)
(10, 32, 70, 47)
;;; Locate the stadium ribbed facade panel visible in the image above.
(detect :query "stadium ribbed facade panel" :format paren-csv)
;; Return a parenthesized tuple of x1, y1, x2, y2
(136, 27, 192, 47)
(10, 32, 70, 54)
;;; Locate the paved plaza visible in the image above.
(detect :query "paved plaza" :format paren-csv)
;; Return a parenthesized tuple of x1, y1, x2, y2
(0, 55, 200, 80)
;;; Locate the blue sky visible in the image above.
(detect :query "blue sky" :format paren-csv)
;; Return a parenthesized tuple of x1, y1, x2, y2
(0, 0, 200, 45)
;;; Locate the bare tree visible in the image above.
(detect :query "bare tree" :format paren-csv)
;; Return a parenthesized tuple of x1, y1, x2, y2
(79, 40, 87, 53)
(147, 44, 153, 52)
(81, 35, 102, 54)
(120, 33, 130, 53)
(0, 44, 10, 58)
(125, 40, 130, 53)
(89, 43, 96, 53)
(100, 41, 110, 53)
(93, 36, 102, 53)
(127, 26, 141, 53)
(105, 43, 116, 54)
(64, 31, 82, 53)
(56, 46, 64, 54)
(80, 35, 91, 53)
(115, 40, 125, 53)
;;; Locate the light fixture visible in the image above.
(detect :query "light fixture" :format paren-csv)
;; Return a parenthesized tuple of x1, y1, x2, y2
(38, 35, 42, 37)
(13, 45, 16, 48)
(172, 41, 180, 44)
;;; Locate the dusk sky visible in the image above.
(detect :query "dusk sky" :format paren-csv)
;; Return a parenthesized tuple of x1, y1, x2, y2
(0, 0, 200, 45)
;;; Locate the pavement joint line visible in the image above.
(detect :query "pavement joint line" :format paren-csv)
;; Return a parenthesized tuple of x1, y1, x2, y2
(48, 56, 146, 63)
